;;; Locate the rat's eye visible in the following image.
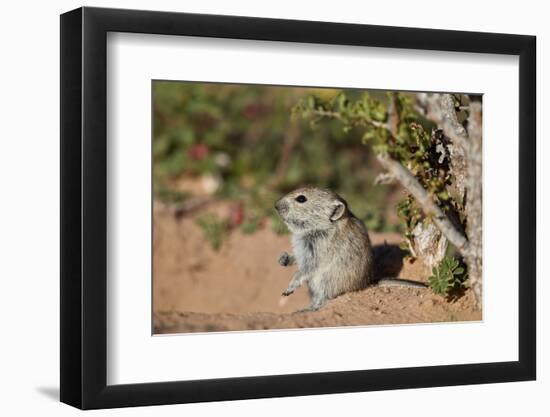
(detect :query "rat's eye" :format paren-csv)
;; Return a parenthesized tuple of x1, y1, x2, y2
(295, 195, 307, 203)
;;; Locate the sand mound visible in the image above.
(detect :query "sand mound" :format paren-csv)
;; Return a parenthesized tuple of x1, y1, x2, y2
(153, 203, 481, 334)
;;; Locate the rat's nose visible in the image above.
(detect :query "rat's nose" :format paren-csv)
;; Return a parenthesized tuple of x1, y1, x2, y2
(275, 199, 288, 213)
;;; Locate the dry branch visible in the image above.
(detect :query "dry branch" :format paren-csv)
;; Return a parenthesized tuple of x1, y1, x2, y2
(376, 152, 470, 257)
(416, 93, 483, 307)
(438, 95, 470, 152)
(390, 94, 449, 267)
(464, 102, 483, 305)
(154, 196, 218, 218)
(416, 93, 468, 200)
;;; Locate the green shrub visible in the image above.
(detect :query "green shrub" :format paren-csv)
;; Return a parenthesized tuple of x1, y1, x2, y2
(153, 82, 400, 240)
(428, 256, 467, 296)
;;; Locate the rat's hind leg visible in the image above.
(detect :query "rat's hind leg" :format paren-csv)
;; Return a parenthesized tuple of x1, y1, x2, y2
(307, 296, 327, 311)
(299, 284, 327, 312)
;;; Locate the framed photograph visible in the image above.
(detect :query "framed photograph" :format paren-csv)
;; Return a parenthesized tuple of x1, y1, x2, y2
(60, 6, 536, 409)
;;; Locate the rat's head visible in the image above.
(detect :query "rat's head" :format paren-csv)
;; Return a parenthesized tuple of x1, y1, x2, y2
(274, 187, 349, 234)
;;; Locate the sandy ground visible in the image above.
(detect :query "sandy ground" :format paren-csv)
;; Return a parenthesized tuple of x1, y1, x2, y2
(153, 201, 481, 334)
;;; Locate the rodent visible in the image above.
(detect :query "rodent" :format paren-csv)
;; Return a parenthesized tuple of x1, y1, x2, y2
(275, 187, 427, 311)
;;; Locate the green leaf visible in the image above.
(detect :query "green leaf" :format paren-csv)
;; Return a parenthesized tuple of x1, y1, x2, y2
(428, 256, 468, 296)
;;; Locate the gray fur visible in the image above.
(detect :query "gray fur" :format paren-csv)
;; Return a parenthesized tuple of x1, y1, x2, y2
(275, 187, 426, 311)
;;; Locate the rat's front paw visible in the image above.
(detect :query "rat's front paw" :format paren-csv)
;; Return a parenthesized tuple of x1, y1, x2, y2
(282, 287, 294, 296)
(278, 252, 291, 267)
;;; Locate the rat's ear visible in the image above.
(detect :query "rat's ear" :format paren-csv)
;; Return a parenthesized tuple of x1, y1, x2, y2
(330, 201, 346, 222)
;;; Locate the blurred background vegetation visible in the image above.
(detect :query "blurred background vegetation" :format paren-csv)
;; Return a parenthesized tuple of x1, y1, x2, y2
(153, 81, 403, 242)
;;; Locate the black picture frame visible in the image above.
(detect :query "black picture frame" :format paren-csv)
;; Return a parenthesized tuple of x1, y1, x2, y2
(60, 6, 536, 410)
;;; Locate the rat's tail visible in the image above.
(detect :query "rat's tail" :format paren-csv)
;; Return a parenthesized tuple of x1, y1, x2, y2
(374, 278, 428, 289)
